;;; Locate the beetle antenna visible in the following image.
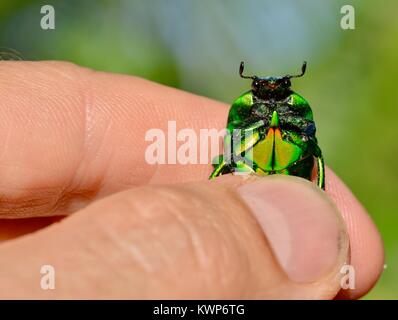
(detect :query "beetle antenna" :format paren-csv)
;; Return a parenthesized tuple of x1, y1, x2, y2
(288, 61, 307, 79)
(239, 61, 256, 79)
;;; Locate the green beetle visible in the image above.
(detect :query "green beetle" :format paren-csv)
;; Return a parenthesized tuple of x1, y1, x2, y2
(210, 61, 325, 190)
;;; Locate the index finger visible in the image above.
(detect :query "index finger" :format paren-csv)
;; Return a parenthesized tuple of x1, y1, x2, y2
(0, 61, 227, 217)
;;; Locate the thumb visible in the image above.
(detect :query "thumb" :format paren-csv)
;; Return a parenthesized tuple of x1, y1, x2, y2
(0, 175, 349, 299)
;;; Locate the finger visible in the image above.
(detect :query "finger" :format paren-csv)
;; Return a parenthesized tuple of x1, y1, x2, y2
(325, 169, 384, 299)
(0, 61, 227, 217)
(0, 175, 349, 299)
(0, 216, 62, 243)
(0, 170, 383, 299)
(0, 167, 384, 300)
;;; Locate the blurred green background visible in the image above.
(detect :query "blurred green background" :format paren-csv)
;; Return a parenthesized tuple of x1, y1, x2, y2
(0, 0, 397, 298)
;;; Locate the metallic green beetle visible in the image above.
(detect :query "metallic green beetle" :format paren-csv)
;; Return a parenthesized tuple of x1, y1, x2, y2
(210, 61, 325, 189)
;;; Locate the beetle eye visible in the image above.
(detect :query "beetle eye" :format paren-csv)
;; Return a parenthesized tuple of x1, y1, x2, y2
(282, 79, 291, 87)
(251, 80, 260, 92)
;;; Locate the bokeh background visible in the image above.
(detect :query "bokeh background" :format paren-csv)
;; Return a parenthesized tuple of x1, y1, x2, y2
(0, 0, 397, 298)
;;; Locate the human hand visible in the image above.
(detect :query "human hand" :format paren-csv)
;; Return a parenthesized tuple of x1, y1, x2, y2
(0, 62, 383, 299)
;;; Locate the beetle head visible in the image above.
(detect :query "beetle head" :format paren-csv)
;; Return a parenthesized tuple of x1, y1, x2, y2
(239, 61, 307, 99)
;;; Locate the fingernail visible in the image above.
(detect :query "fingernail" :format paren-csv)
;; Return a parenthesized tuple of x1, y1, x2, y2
(238, 176, 347, 283)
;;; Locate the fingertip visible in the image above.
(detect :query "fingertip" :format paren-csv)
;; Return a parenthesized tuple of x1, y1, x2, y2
(238, 175, 349, 286)
(325, 168, 384, 299)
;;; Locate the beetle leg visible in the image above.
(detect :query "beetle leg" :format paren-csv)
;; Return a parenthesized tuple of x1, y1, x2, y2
(233, 161, 256, 175)
(210, 124, 264, 179)
(317, 156, 325, 190)
(211, 154, 223, 169)
(209, 160, 228, 179)
(209, 160, 256, 179)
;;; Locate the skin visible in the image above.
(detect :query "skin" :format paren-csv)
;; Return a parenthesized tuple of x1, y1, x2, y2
(0, 61, 384, 299)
